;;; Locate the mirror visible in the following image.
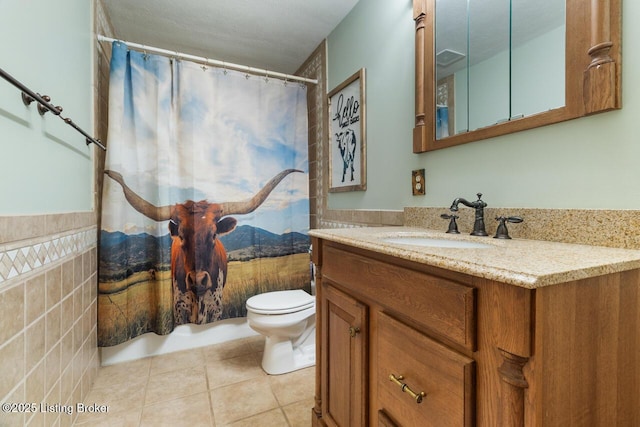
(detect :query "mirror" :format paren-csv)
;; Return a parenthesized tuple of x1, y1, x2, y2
(435, 0, 566, 136)
(413, 0, 621, 153)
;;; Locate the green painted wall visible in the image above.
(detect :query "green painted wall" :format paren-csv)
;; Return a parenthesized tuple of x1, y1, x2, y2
(328, 0, 640, 210)
(0, 0, 94, 214)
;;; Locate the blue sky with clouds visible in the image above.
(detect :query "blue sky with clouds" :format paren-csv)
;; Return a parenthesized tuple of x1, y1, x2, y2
(102, 43, 309, 236)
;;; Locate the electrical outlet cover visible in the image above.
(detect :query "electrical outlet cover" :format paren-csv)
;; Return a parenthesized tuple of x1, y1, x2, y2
(412, 169, 425, 196)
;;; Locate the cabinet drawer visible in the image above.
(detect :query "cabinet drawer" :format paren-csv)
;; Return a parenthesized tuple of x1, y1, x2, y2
(323, 245, 476, 349)
(377, 312, 475, 427)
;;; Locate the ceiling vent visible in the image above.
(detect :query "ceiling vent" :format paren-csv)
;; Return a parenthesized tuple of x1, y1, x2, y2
(436, 49, 466, 67)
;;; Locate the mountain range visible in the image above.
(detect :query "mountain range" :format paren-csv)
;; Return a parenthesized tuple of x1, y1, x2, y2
(99, 225, 309, 280)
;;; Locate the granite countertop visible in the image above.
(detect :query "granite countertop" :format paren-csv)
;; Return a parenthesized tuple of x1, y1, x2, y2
(309, 227, 640, 288)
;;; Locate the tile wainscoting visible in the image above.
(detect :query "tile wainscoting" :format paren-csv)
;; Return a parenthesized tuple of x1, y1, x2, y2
(0, 213, 99, 427)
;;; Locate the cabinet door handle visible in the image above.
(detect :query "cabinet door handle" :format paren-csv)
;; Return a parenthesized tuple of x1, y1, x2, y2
(348, 326, 360, 337)
(389, 374, 426, 404)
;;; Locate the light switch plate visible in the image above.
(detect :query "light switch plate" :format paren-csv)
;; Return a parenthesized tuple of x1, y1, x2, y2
(412, 169, 425, 196)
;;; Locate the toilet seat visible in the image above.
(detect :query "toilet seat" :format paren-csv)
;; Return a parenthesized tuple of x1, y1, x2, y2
(246, 290, 314, 315)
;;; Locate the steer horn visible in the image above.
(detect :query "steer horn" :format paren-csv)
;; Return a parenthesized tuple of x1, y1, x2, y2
(104, 168, 303, 221)
(104, 170, 172, 221)
(220, 168, 302, 216)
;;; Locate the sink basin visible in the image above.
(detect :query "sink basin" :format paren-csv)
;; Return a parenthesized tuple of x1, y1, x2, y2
(381, 236, 493, 249)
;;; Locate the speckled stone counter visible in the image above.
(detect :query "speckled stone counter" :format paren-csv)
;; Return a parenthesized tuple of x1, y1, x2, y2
(309, 226, 640, 289)
(404, 207, 640, 250)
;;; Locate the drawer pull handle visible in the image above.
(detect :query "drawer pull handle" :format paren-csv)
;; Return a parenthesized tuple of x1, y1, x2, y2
(389, 374, 426, 404)
(348, 326, 360, 337)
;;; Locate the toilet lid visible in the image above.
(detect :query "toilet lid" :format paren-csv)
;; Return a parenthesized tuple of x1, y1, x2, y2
(246, 290, 314, 314)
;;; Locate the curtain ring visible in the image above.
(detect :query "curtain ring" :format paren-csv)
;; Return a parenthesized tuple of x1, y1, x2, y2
(222, 61, 228, 75)
(264, 70, 269, 83)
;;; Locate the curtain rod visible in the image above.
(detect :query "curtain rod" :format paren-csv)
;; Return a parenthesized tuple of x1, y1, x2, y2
(97, 35, 318, 85)
(0, 66, 106, 151)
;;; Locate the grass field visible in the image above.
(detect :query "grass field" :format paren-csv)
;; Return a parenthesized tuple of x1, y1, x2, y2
(97, 253, 311, 346)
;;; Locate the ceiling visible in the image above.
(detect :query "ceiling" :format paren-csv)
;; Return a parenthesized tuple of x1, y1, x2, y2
(101, 0, 360, 75)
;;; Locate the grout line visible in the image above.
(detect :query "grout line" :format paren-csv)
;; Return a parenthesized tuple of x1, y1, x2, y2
(281, 406, 294, 427)
(202, 347, 218, 426)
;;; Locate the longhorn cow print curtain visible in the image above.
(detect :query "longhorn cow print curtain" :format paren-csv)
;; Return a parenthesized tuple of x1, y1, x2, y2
(98, 42, 310, 347)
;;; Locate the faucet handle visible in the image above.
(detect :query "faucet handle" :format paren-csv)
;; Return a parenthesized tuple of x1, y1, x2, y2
(494, 216, 523, 239)
(440, 213, 460, 234)
(475, 193, 487, 207)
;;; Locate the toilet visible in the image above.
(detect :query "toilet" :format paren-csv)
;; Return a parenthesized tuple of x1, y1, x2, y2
(246, 289, 316, 375)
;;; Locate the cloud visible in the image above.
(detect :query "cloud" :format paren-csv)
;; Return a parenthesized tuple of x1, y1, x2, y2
(104, 47, 309, 235)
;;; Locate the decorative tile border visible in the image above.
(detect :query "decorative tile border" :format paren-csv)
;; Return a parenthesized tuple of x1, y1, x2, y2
(0, 227, 97, 284)
(319, 220, 364, 229)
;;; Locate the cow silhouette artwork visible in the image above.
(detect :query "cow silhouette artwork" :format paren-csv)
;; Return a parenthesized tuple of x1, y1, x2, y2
(104, 169, 301, 325)
(335, 129, 357, 183)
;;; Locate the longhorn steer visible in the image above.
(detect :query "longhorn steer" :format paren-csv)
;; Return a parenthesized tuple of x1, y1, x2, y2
(335, 129, 357, 182)
(104, 169, 301, 325)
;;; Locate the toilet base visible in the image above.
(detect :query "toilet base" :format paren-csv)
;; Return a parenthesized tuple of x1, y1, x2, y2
(260, 332, 316, 375)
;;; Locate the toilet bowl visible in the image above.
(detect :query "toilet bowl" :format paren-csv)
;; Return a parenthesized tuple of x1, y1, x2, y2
(246, 289, 316, 375)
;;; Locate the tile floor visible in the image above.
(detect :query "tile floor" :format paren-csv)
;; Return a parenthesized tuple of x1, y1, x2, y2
(73, 336, 315, 426)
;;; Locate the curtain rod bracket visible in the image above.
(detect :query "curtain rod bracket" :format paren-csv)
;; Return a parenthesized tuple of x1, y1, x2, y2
(37, 95, 51, 115)
(21, 92, 34, 106)
(85, 137, 104, 150)
(34, 96, 63, 116)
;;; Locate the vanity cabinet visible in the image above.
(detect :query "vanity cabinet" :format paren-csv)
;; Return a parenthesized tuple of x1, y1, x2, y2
(311, 237, 640, 427)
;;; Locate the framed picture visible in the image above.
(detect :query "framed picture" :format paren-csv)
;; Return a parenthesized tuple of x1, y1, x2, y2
(328, 68, 366, 192)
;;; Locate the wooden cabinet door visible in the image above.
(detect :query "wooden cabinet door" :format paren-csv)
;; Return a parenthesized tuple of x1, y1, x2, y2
(321, 283, 368, 427)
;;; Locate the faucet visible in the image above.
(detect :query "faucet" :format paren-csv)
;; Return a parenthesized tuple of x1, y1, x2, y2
(440, 213, 460, 234)
(494, 216, 523, 239)
(450, 193, 488, 236)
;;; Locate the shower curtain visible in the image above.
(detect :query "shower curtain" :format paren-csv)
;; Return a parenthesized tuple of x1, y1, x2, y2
(98, 42, 310, 347)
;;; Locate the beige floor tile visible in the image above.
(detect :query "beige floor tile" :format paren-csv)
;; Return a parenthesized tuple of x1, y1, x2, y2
(80, 337, 315, 427)
(149, 347, 205, 376)
(210, 377, 279, 425)
(282, 398, 314, 427)
(242, 335, 265, 354)
(252, 350, 266, 367)
(144, 366, 208, 406)
(206, 352, 266, 389)
(106, 410, 143, 427)
(201, 338, 255, 363)
(76, 376, 147, 420)
(92, 358, 151, 390)
(140, 391, 213, 427)
(26, 411, 44, 427)
(227, 408, 288, 427)
(269, 367, 315, 406)
(73, 408, 141, 426)
(2, 411, 25, 427)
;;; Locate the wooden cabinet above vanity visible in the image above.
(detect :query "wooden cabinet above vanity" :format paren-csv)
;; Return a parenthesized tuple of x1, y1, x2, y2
(413, 0, 622, 152)
(309, 227, 640, 427)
